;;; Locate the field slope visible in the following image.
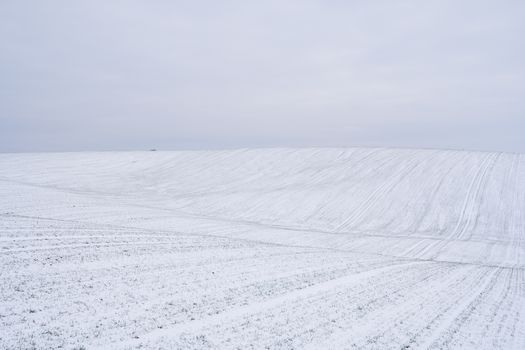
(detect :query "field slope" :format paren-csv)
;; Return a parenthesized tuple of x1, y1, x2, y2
(1, 148, 524, 349)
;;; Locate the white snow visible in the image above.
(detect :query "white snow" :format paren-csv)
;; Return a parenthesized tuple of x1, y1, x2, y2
(0, 147, 524, 349)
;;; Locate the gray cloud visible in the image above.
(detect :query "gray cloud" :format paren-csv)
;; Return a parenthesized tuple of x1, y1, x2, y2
(1, 0, 524, 153)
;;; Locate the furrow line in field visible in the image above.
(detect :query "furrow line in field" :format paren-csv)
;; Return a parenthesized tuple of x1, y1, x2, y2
(335, 151, 428, 232)
(415, 267, 502, 349)
(306, 264, 485, 349)
(408, 153, 497, 259)
(93, 261, 424, 349)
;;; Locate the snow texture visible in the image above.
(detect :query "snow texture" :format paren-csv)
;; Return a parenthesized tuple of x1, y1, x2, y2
(1, 147, 524, 349)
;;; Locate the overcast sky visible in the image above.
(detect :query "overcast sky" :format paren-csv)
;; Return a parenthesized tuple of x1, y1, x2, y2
(1, 0, 524, 153)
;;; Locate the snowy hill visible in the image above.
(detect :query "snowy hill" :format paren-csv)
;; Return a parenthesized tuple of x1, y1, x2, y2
(1, 148, 524, 349)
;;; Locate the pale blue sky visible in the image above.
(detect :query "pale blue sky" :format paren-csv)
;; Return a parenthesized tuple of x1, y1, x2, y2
(1, 0, 524, 153)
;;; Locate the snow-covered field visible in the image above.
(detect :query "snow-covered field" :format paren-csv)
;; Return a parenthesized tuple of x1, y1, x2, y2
(1, 147, 524, 349)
